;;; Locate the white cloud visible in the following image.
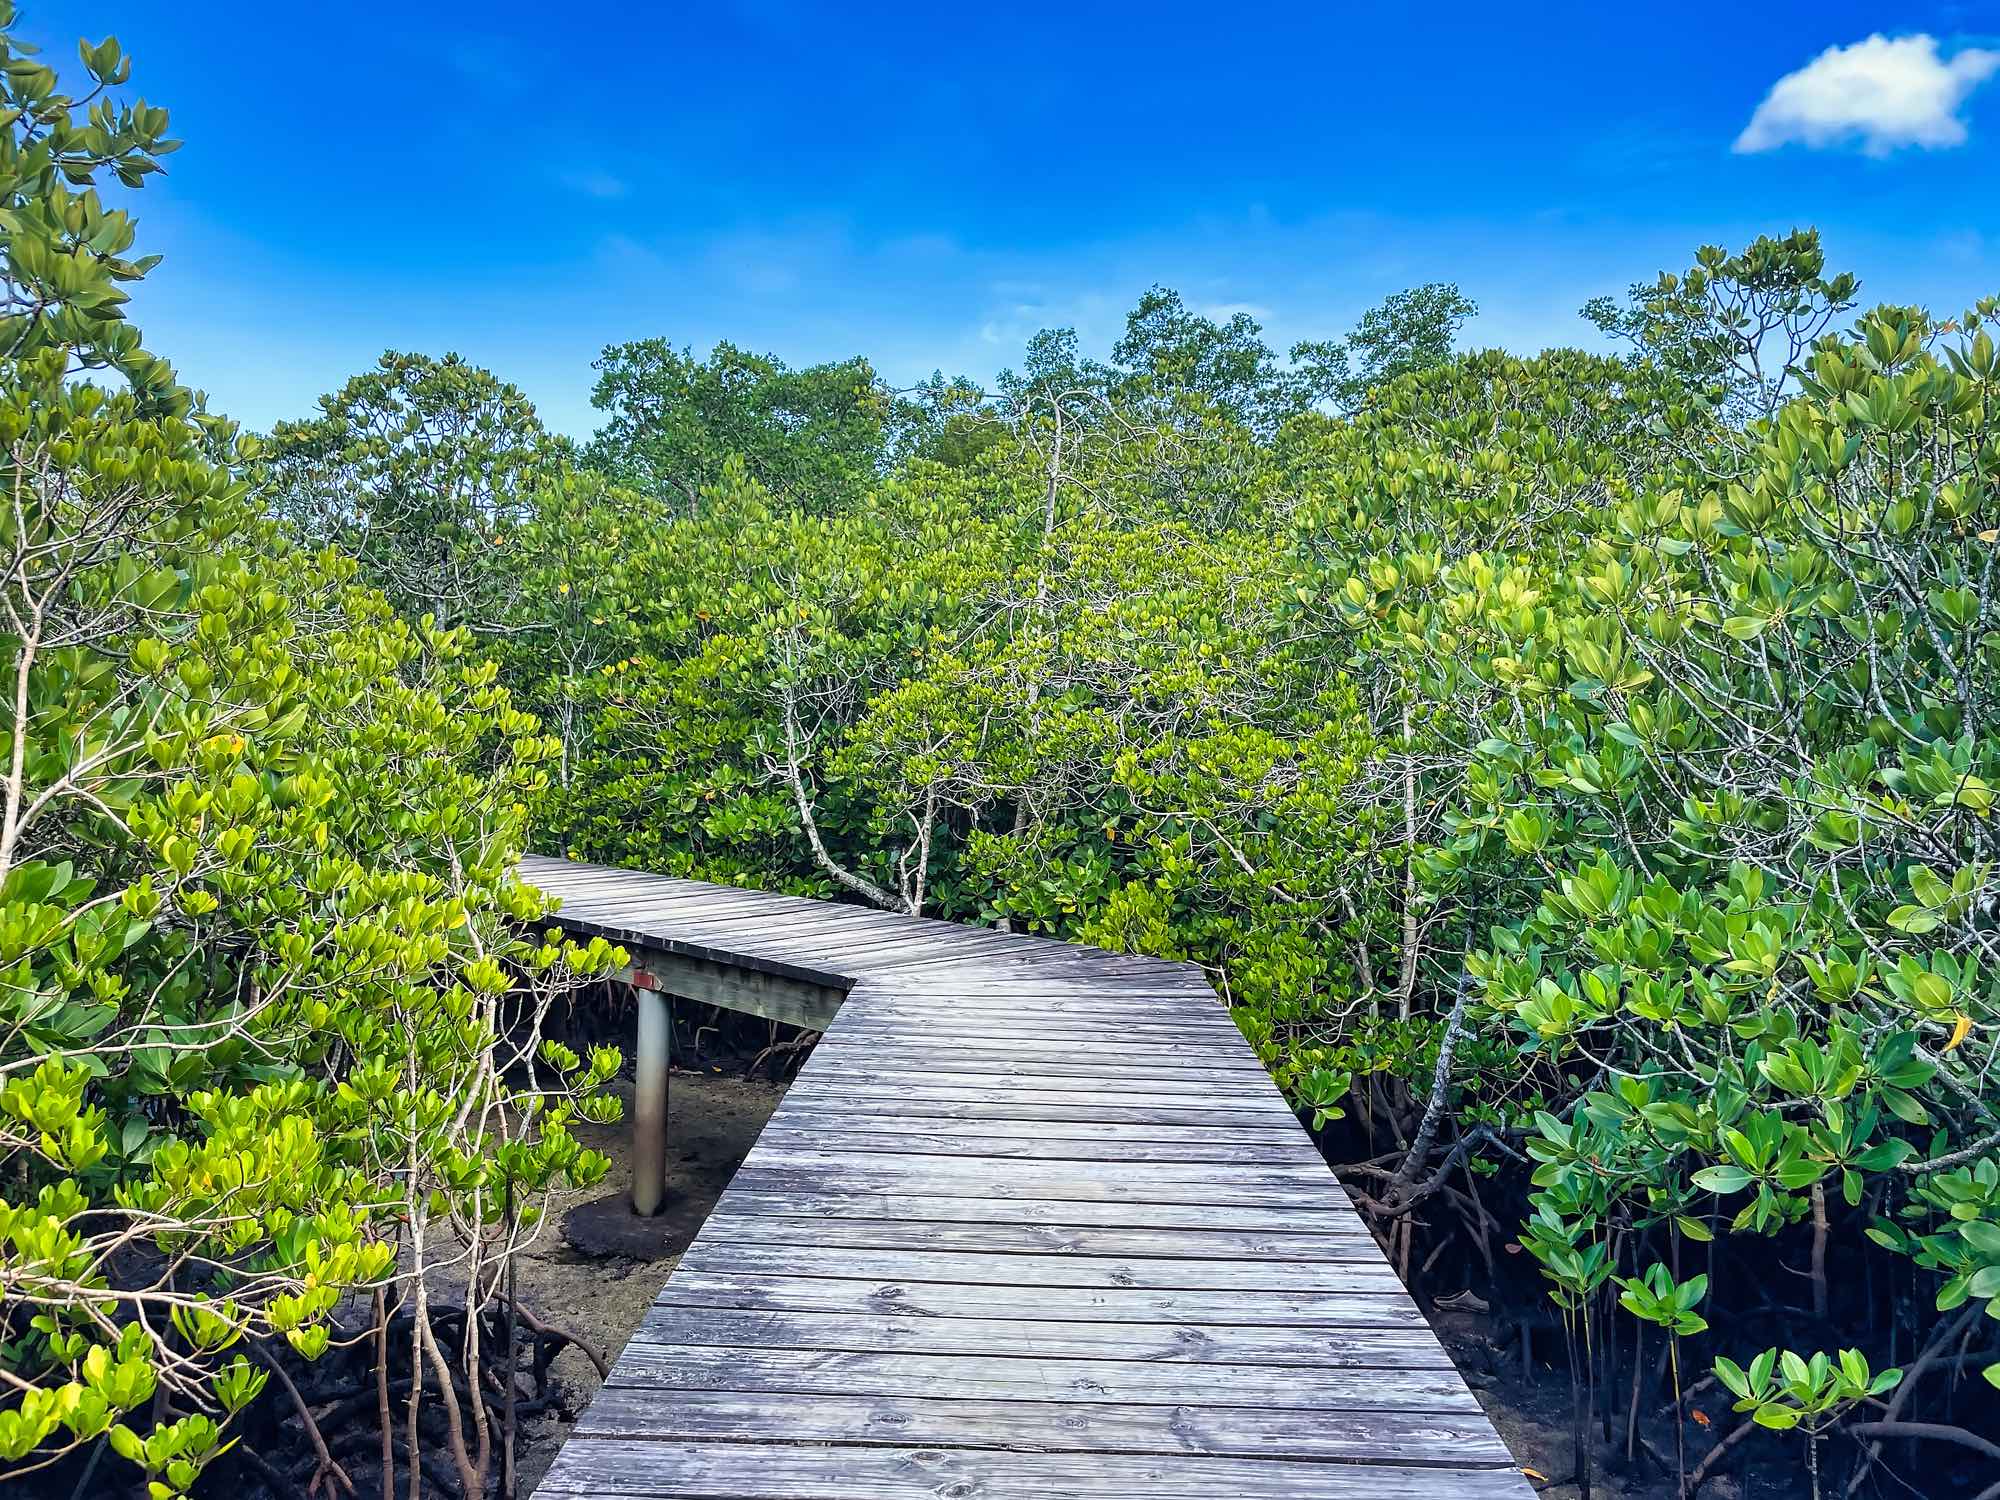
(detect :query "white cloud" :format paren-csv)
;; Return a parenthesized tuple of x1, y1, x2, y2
(1736, 33, 2000, 155)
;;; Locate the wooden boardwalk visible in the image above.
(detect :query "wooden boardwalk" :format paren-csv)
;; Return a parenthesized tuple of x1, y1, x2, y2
(523, 855, 1531, 1499)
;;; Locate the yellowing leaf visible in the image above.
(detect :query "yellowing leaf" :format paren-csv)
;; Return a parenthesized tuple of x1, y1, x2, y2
(1945, 1014, 1974, 1052)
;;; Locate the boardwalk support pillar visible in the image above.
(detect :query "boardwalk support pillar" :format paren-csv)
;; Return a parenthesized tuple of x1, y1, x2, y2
(630, 982, 669, 1217)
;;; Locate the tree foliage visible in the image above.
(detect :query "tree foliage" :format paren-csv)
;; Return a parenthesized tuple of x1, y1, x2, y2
(1292, 281, 1479, 411)
(261, 351, 569, 631)
(1583, 228, 1859, 425)
(584, 338, 886, 513)
(0, 27, 620, 1497)
(0, 8, 177, 403)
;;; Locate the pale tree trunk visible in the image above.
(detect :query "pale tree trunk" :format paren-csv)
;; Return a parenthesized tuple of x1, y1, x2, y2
(0, 609, 39, 885)
(778, 673, 907, 913)
(1397, 700, 1420, 1020)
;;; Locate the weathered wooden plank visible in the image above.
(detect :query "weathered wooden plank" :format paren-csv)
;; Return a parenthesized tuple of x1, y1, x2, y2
(833, 1023, 1249, 1049)
(686, 1213, 1376, 1260)
(775, 1079, 1296, 1115)
(606, 1342, 1478, 1409)
(519, 857, 667, 890)
(827, 1028, 1259, 1059)
(710, 1187, 1370, 1234)
(855, 1022, 1240, 1042)
(809, 1036, 1267, 1069)
(856, 1000, 1223, 1021)
(737, 1149, 1330, 1191)
(524, 860, 869, 924)
(657, 1271, 1428, 1328)
(604, 914, 884, 956)
(753, 1126, 1313, 1164)
(788, 1072, 1272, 1104)
(866, 969, 1213, 988)
(757, 1112, 1306, 1149)
(536, 1443, 1530, 1499)
(865, 970, 1213, 989)
(733, 1150, 1329, 1189)
(832, 1015, 1233, 1039)
(573, 1386, 1513, 1465)
(794, 1063, 1282, 1098)
(663, 924, 1012, 967)
(863, 985, 1220, 1005)
(760, 1096, 1303, 1128)
(559, 886, 792, 918)
(725, 1165, 1331, 1210)
(856, 990, 1223, 1013)
(608, 901, 916, 942)
(629, 1304, 1457, 1369)
(676, 1242, 1404, 1293)
(789, 923, 1025, 955)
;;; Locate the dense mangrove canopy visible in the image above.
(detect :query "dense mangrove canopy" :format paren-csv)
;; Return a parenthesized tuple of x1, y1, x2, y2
(1, 11, 1996, 1497)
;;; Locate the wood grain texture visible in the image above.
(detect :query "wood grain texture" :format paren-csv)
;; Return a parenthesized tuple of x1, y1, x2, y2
(672, 1241, 1410, 1292)
(536, 1441, 1537, 1499)
(628, 1304, 1461, 1369)
(574, 1386, 1516, 1463)
(683, 1214, 1381, 1260)
(610, 1342, 1483, 1409)
(520, 853, 1531, 1498)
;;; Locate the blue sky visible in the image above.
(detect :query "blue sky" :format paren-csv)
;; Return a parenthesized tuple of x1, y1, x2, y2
(22, 2, 2000, 437)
